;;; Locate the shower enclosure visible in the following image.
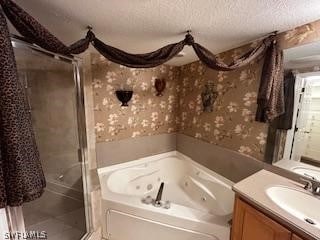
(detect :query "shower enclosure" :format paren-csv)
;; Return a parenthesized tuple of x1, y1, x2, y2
(12, 36, 91, 239)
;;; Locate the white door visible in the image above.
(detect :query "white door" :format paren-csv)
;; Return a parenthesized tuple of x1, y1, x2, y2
(291, 78, 313, 161)
(303, 84, 320, 160)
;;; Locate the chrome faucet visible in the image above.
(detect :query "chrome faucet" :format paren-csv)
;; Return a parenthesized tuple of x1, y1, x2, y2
(301, 174, 320, 196)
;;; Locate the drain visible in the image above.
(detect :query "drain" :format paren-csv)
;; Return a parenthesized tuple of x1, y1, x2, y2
(304, 218, 316, 225)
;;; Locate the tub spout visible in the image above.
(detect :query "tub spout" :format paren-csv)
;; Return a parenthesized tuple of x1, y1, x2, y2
(154, 182, 164, 207)
(141, 182, 170, 209)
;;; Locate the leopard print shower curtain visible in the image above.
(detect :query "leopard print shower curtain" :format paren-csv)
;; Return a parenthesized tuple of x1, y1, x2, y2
(0, 9, 45, 207)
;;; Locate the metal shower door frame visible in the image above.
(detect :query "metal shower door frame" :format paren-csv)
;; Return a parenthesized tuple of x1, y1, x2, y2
(10, 36, 93, 239)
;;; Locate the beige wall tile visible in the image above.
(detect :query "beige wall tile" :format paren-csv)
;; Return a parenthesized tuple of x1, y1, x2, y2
(96, 133, 176, 168)
(177, 134, 264, 182)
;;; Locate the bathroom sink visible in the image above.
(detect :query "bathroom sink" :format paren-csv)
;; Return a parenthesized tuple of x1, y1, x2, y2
(266, 186, 320, 228)
(292, 167, 320, 180)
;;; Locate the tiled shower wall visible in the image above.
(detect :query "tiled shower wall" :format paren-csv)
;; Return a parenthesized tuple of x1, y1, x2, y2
(25, 68, 83, 190)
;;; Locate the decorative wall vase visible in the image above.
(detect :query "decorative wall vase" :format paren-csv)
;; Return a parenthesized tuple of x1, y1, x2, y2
(201, 82, 218, 112)
(155, 78, 166, 96)
(115, 90, 133, 106)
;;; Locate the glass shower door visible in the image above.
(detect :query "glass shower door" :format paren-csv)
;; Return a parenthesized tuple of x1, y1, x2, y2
(12, 38, 88, 240)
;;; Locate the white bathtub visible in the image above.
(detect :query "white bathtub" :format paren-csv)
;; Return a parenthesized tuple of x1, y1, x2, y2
(98, 151, 235, 240)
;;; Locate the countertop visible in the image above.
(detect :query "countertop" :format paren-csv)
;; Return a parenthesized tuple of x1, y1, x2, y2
(233, 170, 320, 240)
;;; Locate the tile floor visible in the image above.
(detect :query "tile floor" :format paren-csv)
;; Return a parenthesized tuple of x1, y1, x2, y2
(27, 215, 85, 240)
(23, 190, 86, 240)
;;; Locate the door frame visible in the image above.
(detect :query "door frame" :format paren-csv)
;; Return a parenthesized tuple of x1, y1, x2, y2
(283, 72, 320, 161)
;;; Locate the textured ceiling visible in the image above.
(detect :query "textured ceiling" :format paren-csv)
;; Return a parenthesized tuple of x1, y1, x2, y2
(11, 0, 320, 65)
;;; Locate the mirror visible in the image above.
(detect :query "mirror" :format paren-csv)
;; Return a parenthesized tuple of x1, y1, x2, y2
(270, 41, 320, 180)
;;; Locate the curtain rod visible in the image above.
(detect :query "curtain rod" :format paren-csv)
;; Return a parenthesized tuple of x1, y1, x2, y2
(85, 25, 278, 44)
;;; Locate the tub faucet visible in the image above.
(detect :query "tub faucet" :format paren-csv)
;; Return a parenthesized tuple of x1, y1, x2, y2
(154, 182, 164, 206)
(141, 182, 170, 209)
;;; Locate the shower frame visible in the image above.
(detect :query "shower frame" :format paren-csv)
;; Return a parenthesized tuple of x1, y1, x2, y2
(10, 35, 93, 239)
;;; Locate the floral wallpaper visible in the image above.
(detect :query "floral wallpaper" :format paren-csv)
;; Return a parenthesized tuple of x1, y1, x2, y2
(176, 18, 320, 161)
(178, 51, 268, 160)
(91, 54, 181, 142)
(91, 18, 320, 161)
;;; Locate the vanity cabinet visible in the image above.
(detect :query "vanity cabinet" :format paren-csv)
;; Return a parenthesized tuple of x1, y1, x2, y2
(292, 235, 304, 240)
(231, 197, 306, 240)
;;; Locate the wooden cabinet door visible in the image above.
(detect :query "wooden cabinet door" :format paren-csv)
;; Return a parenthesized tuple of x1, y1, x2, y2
(291, 234, 304, 240)
(232, 197, 291, 240)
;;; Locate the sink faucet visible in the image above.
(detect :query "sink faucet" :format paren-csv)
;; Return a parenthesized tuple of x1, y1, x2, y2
(301, 174, 320, 196)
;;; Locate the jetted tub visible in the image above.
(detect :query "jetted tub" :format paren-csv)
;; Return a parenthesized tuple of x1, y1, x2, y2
(98, 151, 235, 240)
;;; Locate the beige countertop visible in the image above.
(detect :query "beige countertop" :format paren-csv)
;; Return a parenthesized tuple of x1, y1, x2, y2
(233, 170, 320, 240)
